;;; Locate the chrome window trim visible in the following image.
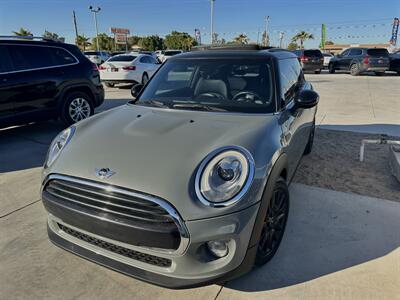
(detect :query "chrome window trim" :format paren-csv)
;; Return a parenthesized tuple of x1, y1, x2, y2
(194, 145, 255, 208)
(42, 174, 190, 256)
(0, 43, 79, 75)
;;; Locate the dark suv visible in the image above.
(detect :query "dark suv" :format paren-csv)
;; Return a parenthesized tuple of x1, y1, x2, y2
(0, 37, 104, 128)
(328, 47, 390, 76)
(292, 49, 324, 73)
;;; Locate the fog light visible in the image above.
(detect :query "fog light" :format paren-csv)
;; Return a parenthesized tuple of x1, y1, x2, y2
(206, 240, 229, 258)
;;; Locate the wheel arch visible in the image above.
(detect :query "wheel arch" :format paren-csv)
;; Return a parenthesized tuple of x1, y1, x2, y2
(57, 84, 95, 112)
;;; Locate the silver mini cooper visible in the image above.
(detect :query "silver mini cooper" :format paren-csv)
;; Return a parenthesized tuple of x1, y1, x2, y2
(42, 46, 318, 288)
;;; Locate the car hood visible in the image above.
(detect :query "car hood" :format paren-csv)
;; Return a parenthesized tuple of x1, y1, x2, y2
(48, 104, 280, 220)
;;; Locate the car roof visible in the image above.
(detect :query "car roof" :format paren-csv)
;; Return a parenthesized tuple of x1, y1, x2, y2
(171, 46, 297, 60)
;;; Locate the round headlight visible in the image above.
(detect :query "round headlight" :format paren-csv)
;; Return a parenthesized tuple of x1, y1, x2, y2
(44, 126, 75, 168)
(195, 146, 255, 207)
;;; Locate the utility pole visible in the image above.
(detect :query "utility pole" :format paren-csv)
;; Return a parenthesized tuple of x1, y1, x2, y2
(264, 16, 270, 47)
(72, 10, 79, 45)
(279, 31, 284, 48)
(210, 0, 215, 44)
(89, 5, 101, 51)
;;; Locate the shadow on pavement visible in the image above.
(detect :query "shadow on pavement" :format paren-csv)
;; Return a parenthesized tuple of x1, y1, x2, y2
(225, 184, 400, 292)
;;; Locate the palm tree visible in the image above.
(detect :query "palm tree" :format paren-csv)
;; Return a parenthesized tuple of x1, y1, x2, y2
(76, 35, 91, 51)
(291, 31, 314, 49)
(233, 34, 249, 45)
(13, 28, 33, 37)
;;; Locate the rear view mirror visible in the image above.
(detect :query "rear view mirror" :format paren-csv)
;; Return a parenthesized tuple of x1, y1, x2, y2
(131, 84, 144, 99)
(295, 90, 319, 109)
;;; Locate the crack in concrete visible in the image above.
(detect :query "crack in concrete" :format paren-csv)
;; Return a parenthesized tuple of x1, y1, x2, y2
(0, 199, 41, 219)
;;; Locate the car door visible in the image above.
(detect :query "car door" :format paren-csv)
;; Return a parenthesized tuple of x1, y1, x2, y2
(338, 49, 351, 69)
(348, 48, 363, 68)
(6, 44, 70, 119)
(277, 58, 313, 179)
(0, 45, 16, 122)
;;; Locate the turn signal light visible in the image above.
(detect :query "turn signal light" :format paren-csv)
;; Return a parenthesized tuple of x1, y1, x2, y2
(98, 65, 106, 70)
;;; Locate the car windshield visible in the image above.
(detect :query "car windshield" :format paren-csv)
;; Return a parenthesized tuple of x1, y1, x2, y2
(107, 55, 137, 62)
(304, 50, 322, 57)
(134, 58, 275, 113)
(367, 49, 389, 57)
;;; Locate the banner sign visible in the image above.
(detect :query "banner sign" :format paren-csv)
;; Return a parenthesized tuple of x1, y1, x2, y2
(115, 33, 127, 44)
(390, 18, 399, 46)
(110, 27, 130, 35)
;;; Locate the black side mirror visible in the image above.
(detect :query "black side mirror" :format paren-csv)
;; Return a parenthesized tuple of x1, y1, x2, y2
(295, 90, 319, 108)
(131, 84, 144, 99)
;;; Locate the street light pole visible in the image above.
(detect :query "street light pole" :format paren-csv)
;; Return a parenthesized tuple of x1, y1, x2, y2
(264, 16, 270, 47)
(89, 5, 101, 51)
(210, 0, 215, 44)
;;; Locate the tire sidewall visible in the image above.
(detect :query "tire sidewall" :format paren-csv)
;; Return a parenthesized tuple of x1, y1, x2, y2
(350, 63, 359, 76)
(61, 91, 94, 126)
(328, 63, 335, 73)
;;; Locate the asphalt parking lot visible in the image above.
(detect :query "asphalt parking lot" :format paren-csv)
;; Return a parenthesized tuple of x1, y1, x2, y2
(1, 73, 399, 299)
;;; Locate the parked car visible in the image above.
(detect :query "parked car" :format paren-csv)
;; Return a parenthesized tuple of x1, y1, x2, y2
(389, 50, 400, 75)
(99, 53, 160, 87)
(329, 47, 390, 76)
(84, 51, 110, 65)
(110, 51, 127, 57)
(292, 49, 324, 73)
(0, 36, 104, 128)
(155, 50, 165, 61)
(159, 49, 183, 62)
(322, 53, 333, 68)
(41, 44, 319, 288)
(139, 50, 158, 60)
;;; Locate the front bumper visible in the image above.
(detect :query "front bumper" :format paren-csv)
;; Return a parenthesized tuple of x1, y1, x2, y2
(45, 199, 260, 288)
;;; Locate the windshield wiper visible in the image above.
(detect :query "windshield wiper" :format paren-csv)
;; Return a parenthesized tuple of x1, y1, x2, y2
(136, 100, 170, 109)
(172, 103, 227, 112)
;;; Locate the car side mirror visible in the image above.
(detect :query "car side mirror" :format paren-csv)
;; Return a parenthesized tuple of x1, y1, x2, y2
(131, 84, 144, 99)
(295, 90, 319, 109)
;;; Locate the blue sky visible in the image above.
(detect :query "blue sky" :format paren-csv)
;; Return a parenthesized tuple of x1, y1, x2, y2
(0, 0, 399, 47)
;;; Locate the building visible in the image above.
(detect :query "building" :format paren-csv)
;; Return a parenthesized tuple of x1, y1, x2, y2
(323, 43, 391, 54)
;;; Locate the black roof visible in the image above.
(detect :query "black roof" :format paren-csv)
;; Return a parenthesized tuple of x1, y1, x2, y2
(172, 45, 297, 60)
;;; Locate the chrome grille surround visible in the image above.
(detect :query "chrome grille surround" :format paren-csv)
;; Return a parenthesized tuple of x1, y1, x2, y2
(42, 174, 190, 256)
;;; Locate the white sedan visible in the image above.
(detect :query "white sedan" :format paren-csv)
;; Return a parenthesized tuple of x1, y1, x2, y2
(322, 53, 333, 68)
(99, 54, 160, 87)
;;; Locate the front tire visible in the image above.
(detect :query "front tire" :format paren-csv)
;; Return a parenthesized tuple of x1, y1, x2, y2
(328, 63, 335, 74)
(255, 177, 289, 266)
(60, 91, 94, 126)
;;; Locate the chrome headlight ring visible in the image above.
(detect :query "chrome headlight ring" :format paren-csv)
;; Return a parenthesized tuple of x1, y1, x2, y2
(195, 146, 255, 208)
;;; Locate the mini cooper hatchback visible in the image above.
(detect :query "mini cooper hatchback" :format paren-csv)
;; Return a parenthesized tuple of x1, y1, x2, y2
(42, 45, 319, 288)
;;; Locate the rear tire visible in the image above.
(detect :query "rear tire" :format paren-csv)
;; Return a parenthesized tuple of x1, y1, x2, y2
(328, 63, 335, 74)
(255, 177, 289, 266)
(397, 71, 400, 76)
(60, 91, 94, 126)
(350, 63, 360, 76)
(374, 72, 384, 76)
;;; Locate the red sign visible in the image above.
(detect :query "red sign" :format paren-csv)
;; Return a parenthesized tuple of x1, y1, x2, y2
(110, 27, 130, 35)
(115, 34, 128, 44)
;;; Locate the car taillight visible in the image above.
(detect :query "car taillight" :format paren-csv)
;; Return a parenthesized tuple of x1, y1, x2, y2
(122, 66, 136, 71)
(364, 55, 369, 65)
(300, 55, 308, 62)
(97, 65, 106, 70)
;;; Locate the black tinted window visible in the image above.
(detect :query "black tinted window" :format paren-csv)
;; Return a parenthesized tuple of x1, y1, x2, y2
(164, 51, 181, 56)
(140, 56, 151, 63)
(279, 58, 302, 102)
(349, 49, 362, 56)
(0, 45, 13, 73)
(108, 55, 136, 62)
(84, 51, 100, 55)
(49, 47, 77, 65)
(367, 49, 389, 57)
(304, 50, 322, 57)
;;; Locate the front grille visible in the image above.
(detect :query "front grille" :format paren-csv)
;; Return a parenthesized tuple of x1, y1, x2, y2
(45, 178, 176, 227)
(58, 223, 172, 267)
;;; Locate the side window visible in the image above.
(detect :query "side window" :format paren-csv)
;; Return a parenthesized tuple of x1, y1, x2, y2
(48, 47, 77, 65)
(8, 45, 54, 71)
(349, 49, 362, 56)
(341, 49, 350, 56)
(0, 45, 13, 73)
(279, 58, 302, 105)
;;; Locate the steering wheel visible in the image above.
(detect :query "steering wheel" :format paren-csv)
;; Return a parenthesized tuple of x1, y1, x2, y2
(197, 92, 226, 100)
(233, 91, 262, 103)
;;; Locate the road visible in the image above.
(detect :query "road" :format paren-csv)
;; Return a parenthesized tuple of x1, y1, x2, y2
(0, 73, 399, 300)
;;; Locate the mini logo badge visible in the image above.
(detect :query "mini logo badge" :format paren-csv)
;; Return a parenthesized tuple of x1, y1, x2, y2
(95, 168, 115, 179)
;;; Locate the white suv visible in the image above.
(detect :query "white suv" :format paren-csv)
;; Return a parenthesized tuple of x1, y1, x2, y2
(84, 51, 110, 65)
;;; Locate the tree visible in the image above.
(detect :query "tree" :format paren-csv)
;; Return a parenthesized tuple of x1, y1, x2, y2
(13, 28, 32, 37)
(287, 42, 298, 50)
(92, 33, 114, 51)
(138, 35, 164, 51)
(43, 31, 65, 42)
(291, 31, 314, 49)
(127, 35, 142, 48)
(164, 31, 197, 51)
(325, 40, 334, 45)
(232, 34, 249, 45)
(261, 31, 269, 47)
(76, 35, 91, 51)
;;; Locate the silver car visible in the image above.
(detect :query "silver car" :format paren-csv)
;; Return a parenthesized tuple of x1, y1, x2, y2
(42, 46, 319, 288)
